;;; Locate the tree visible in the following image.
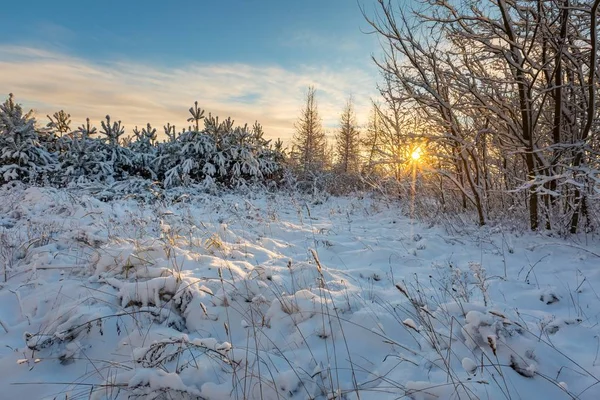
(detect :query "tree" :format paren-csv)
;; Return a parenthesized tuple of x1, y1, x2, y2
(99, 115, 132, 181)
(130, 123, 158, 179)
(58, 118, 108, 184)
(362, 101, 382, 176)
(0, 94, 55, 184)
(46, 110, 71, 137)
(568, 0, 600, 232)
(370, 83, 413, 181)
(187, 101, 205, 132)
(364, 0, 600, 231)
(292, 86, 327, 174)
(163, 123, 178, 143)
(334, 97, 360, 174)
(0, 95, 286, 190)
(100, 115, 125, 147)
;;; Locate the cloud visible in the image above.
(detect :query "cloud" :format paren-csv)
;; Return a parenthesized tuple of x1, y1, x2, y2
(0, 46, 378, 143)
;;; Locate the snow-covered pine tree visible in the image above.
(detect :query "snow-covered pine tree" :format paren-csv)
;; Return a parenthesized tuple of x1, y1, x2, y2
(248, 122, 285, 181)
(159, 103, 285, 189)
(154, 123, 182, 187)
(46, 110, 71, 137)
(100, 115, 125, 147)
(163, 123, 178, 143)
(0, 94, 55, 185)
(161, 103, 216, 187)
(251, 121, 265, 144)
(129, 123, 157, 179)
(220, 119, 285, 187)
(187, 101, 205, 132)
(99, 115, 133, 182)
(36, 110, 71, 155)
(58, 118, 109, 184)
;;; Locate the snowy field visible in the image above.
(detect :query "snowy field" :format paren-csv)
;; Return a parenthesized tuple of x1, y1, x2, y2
(0, 185, 599, 400)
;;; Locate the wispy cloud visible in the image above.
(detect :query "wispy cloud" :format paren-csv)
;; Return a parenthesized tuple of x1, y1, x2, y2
(0, 46, 378, 142)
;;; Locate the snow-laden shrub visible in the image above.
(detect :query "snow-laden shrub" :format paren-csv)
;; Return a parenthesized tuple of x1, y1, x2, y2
(98, 115, 135, 182)
(0, 97, 285, 192)
(58, 115, 135, 185)
(157, 112, 285, 189)
(0, 94, 56, 184)
(129, 123, 158, 180)
(56, 118, 111, 185)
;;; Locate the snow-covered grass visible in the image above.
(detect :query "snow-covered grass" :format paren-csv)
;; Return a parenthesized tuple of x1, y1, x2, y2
(1, 184, 600, 399)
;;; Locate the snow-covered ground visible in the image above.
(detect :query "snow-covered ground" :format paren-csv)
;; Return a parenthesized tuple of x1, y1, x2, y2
(0, 185, 599, 399)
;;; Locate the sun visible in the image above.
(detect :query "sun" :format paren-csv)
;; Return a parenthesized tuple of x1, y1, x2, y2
(411, 148, 421, 161)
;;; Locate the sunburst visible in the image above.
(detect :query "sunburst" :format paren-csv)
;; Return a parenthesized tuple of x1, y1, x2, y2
(411, 148, 422, 161)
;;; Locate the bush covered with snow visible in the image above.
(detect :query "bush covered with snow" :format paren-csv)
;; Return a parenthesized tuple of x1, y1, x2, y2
(157, 116, 284, 189)
(0, 94, 285, 193)
(0, 94, 55, 185)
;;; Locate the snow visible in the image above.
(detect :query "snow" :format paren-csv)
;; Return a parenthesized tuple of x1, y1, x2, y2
(402, 318, 418, 331)
(461, 357, 477, 374)
(1, 185, 600, 399)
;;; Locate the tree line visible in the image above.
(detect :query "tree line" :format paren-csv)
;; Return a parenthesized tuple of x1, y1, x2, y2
(0, 94, 285, 191)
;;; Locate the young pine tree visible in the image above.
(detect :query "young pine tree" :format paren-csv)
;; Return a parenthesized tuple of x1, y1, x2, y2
(130, 123, 158, 179)
(46, 110, 71, 137)
(99, 115, 132, 181)
(292, 86, 327, 174)
(334, 97, 360, 174)
(59, 118, 106, 184)
(100, 115, 125, 147)
(0, 94, 55, 184)
(187, 101, 205, 132)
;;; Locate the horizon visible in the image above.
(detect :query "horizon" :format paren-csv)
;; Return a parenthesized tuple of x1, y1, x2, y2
(0, 1, 383, 143)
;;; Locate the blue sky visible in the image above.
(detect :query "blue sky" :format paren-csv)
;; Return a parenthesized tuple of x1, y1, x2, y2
(0, 0, 382, 141)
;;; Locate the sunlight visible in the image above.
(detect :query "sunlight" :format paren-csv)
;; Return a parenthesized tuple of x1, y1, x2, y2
(411, 148, 421, 161)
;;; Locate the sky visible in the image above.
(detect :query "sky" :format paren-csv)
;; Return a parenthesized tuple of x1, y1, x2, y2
(0, 0, 383, 142)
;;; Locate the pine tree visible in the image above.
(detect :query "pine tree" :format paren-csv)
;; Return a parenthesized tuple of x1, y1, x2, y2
(132, 123, 157, 150)
(187, 101, 205, 132)
(59, 118, 107, 184)
(100, 115, 125, 147)
(130, 123, 158, 179)
(292, 86, 327, 174)
(46, 110, 71, 137)
(0, 94, 55, 184)
(99, 115, 132, 181)
(163, 123, 178, 143)
(334, 97, 360, 174)
(362, 101, 382, 175)
(249, 121, 267, 147)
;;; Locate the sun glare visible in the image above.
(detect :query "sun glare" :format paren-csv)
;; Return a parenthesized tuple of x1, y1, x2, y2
(411, 148, 421, 161)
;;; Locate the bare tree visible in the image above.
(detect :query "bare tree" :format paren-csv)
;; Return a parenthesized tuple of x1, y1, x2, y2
(365, 4, 487, 225)
(364, 0, 600, 232)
